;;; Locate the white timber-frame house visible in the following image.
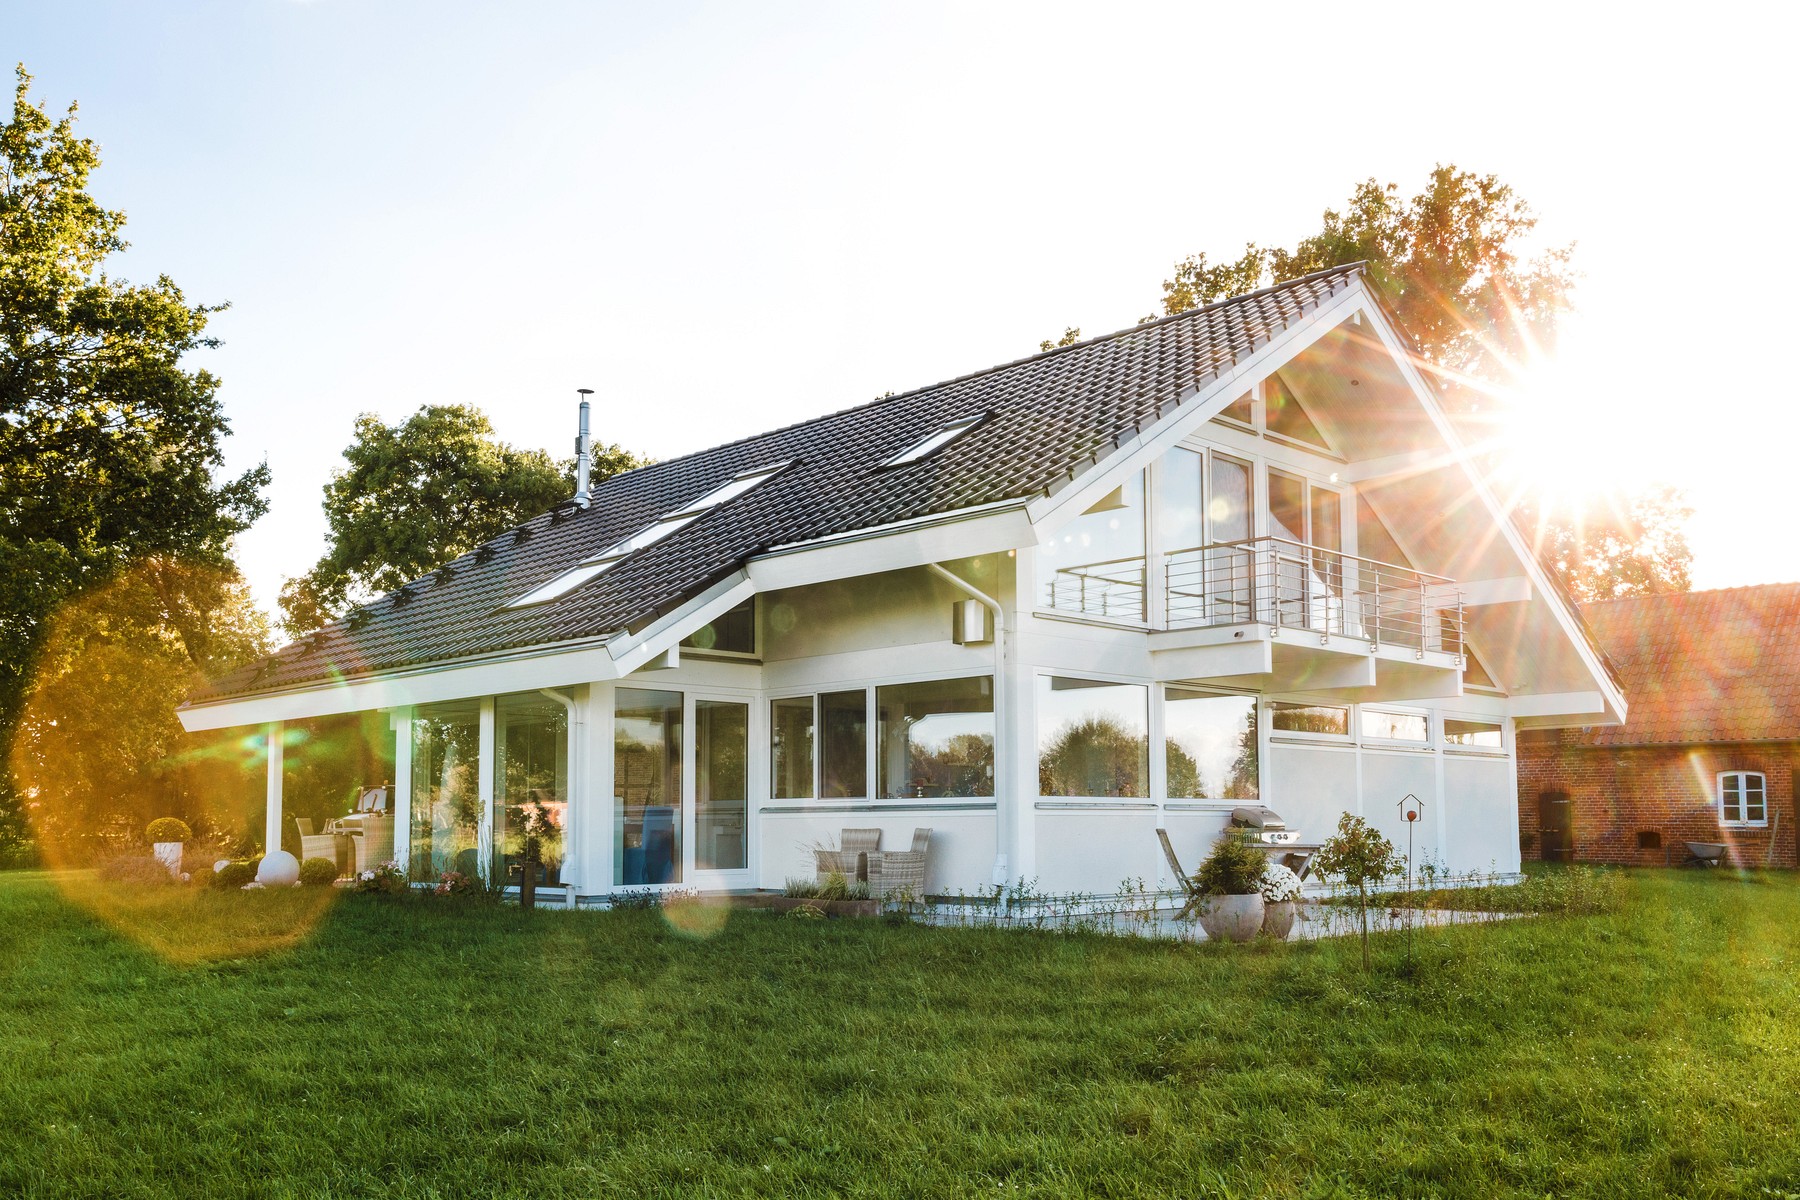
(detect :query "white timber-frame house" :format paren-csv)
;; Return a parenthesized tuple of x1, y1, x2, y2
(178, 265, 1624, 899)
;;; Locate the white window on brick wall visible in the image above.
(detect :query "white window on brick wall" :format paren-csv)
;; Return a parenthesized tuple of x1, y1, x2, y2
(1718, 771, 1767, 827)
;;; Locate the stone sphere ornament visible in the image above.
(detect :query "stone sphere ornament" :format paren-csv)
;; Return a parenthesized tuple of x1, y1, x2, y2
(256, 850, 301, 887)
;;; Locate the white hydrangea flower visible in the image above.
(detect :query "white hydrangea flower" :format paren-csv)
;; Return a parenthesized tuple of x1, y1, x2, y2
(1259, 862, 1303, 902)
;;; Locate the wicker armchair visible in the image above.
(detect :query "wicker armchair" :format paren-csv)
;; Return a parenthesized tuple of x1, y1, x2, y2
(815, 828, 882, 883)
(300, 833, 345, 877)
(868, 828, 931, 900)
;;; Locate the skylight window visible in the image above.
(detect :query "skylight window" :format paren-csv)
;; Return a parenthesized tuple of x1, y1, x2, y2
(504, 462, 788, 608)
(881, 415, 984, 468)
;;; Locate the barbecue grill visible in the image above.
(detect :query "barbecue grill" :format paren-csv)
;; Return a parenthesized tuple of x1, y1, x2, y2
(1229, 805, 1299, 845)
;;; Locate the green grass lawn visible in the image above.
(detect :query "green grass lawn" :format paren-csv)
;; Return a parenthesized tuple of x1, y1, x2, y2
(0, 870, 1796, 1199)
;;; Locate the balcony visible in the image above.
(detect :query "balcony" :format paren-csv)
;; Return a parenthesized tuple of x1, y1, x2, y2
(1039, 538, 1465, 697)
(1165, 537, 1463, 654)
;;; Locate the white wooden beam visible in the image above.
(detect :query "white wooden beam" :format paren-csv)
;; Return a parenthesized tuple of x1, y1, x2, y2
(1458, 577, 1533, 607)
(1506, 691, 1607, 719)
(263, 721, 284, 856)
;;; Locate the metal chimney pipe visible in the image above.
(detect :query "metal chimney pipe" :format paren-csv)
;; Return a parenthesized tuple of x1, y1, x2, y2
(574, 388, 594, 508)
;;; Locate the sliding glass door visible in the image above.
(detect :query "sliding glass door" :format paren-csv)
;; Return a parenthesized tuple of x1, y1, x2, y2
(614, 688, 755, 888)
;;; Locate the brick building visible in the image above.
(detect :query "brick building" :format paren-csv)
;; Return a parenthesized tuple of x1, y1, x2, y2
(1517, 583, 1800, 868)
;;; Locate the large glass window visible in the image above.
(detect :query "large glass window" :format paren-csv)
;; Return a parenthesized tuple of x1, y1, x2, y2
(1361, 708, 1428, 743)
(1269, 702, 1350, 737)
(1719, 772, 1767, 826)
(1037, 677, 1148, 798)
(494, 694, 568, 887)
(695, 701, 749, 870)
(410, 702, 481, 881)
(1266, 373, 1330, 449)
(1038, 471, 1146, 620)
(682, 598, 756, 655)
(878, 677, 994, 798)
(1443, 718, 1503, 749)
(770, 696, 814, 799)
(615, 688, 682, 885)
(821, 690, 868, 798)
(1164, 690, 1258, 800)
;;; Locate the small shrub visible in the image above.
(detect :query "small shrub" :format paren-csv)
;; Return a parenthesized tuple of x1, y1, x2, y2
(783, 878, 823, 899)
(1194, 832, 1267, 896)
(432, 870, 477, 897)
(98, 856, 176, 886)
(817, 871, 851, 901)
(213, 861, 256, 890)
(145, 817, 192, 844)
(298, 857, 340, 887)
(609, 889, 662, 910)
(786, 903, 826, 920)
(352, 862, 409, 895)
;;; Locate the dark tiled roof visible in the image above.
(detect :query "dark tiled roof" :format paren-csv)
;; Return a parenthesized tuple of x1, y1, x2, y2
(1574, 583, 1800, 745)
(197, 264, 1365, 702)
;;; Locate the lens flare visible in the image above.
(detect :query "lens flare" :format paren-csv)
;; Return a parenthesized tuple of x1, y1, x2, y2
(8, 558, 379, 962)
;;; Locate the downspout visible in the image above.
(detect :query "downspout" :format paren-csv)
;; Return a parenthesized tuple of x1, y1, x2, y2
(926, 563, 1011, 886)
(539, 689, 583, 908)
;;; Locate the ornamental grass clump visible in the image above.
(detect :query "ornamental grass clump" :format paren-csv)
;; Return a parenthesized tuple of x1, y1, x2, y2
(1194, 831, 1267, 896)
(98, 856, 177, 887)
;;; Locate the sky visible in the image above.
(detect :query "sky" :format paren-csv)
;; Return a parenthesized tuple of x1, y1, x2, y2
(8, 1, 1797, 617)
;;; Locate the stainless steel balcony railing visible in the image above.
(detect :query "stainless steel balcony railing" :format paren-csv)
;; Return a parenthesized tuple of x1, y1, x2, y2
(1042, 555, 1146, 621)
(1165, 537, 1464, 654)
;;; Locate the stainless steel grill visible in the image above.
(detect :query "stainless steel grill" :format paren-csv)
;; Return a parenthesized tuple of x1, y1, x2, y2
(1229, 805, 1300, 845)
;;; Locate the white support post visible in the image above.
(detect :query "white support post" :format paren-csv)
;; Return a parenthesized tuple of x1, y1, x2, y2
(477, 697, 496, 884)
(391, 708, 414, 875)
(264, 720, 284, 855)
(588, 680, 616, 893)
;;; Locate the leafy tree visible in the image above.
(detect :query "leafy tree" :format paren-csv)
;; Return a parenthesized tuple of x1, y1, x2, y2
(1520, 484, 1694, 602)
(10, 559, 270, 858)
(1038, 326, 1082, 353)
(1313, 813, 1406, 971)
(0, 68, 268, 853)
(1162, 165, 1575, 413)
(279, 404, 647, 636)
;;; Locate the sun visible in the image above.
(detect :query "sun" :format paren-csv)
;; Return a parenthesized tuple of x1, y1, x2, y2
(1486, 348, 1657, 522)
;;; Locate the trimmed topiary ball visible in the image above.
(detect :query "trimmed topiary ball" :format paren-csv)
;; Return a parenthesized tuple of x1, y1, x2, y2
(298, 857, 340, 887)
(146, 817, 192, 843)
(213, 861, 256, 889)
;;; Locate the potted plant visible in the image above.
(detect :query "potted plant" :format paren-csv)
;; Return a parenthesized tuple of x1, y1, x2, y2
(145, 817, 192, 879)
(1258, 862, 1304, 939)
(1193, 831, 1266, 943)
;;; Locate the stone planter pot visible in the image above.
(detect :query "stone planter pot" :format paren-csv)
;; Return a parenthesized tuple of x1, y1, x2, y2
(1197, 893, 1264, 943)
(152, 842, 183, 878)
(1261, 899, 1299, 940)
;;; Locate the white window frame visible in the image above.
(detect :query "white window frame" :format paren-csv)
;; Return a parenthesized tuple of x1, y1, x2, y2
(880, 415, 985, 468)
(1442, 715, 1507, 754)
(506, 463, 789, 608)
(1359, 706, 1431, 747)
(1718, 771, 1768, 828)
(1265, 698, 1353, 743)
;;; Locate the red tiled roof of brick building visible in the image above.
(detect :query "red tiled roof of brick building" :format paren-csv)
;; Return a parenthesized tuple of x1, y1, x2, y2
(1578, 582, 1800, 745)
